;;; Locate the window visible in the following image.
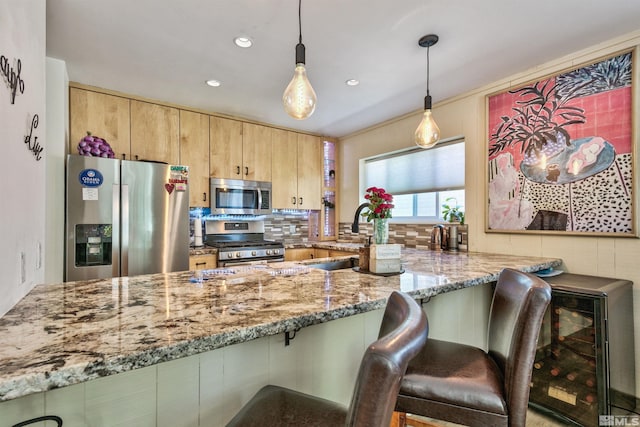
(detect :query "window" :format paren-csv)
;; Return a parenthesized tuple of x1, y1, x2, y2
(361, 139, 465, 222)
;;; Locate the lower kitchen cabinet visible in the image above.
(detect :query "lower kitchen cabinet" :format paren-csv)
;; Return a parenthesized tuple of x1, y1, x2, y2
(189, 254, 217, 270)
(284, 248, 355, 261)
(284, 248, 315, 261)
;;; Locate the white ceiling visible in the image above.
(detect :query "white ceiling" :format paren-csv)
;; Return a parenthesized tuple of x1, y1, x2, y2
(46, 0, 640, 138)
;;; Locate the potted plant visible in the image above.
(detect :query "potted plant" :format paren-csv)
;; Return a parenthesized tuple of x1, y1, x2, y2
(442, 197, 465, 225)
(489, 80, 586, 165)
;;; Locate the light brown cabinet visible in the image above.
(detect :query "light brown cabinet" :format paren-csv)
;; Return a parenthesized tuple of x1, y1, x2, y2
(284, 248, 316, 262)
(180, 110, 210, 207)
(69, 87, 131, 159)
(209, 116, 243, 179)
(209, 119, 272, 182)
(189, 254, 217, 270)
(272, 130, 322, 210)
(242, 123, 272, 182)
(284, 248, 356, 262)
(130, 100, 180, 164)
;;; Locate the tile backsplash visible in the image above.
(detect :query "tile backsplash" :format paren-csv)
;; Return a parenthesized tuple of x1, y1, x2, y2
(189, 207, 467, 249)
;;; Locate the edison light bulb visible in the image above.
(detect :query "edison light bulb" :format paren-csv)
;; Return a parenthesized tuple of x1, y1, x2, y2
(415, 109, 440, 148)
(283, 63, 317, 120)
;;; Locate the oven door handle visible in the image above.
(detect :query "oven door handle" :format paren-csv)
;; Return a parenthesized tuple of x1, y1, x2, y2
(257, 188, 263, 210)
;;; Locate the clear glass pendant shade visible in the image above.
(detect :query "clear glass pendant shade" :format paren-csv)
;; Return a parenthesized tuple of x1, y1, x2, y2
(283, 64, 317, 120)
(415, 109, 440, 148)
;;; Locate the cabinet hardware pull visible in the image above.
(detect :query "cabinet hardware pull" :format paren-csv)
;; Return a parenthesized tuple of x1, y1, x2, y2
(236, 166, 240, 175)
(244, 166, 249, 176)
(121, 153, 126, 160)
(203, 192, 207, 202)
(292, 197, 296, 205)
(196, 262, 206, 267)
(299, 197, 303, 205)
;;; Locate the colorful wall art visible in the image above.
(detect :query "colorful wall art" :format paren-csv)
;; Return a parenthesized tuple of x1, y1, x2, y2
(487, 51, 634, 236)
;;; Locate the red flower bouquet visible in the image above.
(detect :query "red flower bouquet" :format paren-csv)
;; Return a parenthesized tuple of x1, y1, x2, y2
(362, 187, 394, 221)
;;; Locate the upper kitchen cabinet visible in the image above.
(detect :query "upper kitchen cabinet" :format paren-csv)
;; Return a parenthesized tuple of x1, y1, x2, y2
(272, 130, 322, 210)
(241, 123, 272, 182)
(130, 100, 180, 164)
(179, 110, 210, 207)
(69, 87, 131, 159)
(209, 116, 243, 179)
(210, 119, 272, 182)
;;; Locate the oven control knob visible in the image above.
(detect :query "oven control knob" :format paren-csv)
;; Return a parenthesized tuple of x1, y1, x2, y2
(227, 253, 233, 259)
(274, 249, 280, 254)
(266, 249, 272, 255)
(235, 252, 241, 258)
(251, 251, 257, 256)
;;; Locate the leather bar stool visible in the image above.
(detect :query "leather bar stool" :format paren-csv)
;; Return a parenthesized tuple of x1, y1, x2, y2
(226, 291, 428, 427)
(395, 268, 551, 427)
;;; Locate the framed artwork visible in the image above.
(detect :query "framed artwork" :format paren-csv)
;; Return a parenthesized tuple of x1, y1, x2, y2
(486, 50, 635, 236)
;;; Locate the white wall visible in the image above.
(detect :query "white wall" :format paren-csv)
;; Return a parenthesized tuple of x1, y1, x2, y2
(340, 30, 640, 394)
(45, 57, 68, 284)
(0, 0, 47, 317)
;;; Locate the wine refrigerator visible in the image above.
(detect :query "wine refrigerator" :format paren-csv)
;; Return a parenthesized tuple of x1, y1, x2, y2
(529, 273, 635, 426)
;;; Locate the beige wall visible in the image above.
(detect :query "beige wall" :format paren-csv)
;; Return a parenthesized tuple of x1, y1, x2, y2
(339, 30, 640, 393)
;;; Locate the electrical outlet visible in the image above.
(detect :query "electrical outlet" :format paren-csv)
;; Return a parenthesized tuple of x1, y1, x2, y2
(36, 242, 42, 269)
(20, 252, 26, 285)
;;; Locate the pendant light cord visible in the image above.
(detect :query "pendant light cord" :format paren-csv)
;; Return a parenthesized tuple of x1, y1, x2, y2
(298, 0, 302, 44)
(426, 45, 431, 96)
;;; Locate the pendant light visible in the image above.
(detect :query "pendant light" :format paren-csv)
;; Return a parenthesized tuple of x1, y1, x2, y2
(282, 0, 317, 120)
(415, 34, 441, 148)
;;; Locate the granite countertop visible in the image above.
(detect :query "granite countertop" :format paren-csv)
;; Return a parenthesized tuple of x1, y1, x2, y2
(0, 249, 561, 401)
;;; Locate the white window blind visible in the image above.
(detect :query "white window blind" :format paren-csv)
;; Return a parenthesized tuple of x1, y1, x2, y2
(363, 140, 465, 195)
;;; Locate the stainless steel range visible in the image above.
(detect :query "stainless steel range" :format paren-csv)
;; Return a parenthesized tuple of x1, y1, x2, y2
(204, 220, 284, 266)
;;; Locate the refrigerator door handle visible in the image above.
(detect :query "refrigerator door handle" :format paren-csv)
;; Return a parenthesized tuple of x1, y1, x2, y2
(121, 184, 129, 277)
(112, 183, 121, 278)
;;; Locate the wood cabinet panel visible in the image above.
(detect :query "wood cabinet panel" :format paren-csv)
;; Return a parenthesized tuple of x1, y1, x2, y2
(210, 116, 243, 179)
(69, 87, 131, 159)
(284, 248, 315, 262)
(271, 129, 299, 209)
(242, 123, 272, 182)
(189, 254, 217, 270)
(180, 110, 210, 207)
(130, 100, 179, 164)
(297, 134, 322, 210)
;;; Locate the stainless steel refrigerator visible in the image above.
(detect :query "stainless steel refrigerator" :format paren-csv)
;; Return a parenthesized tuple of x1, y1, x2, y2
(65, 154, 189, 281)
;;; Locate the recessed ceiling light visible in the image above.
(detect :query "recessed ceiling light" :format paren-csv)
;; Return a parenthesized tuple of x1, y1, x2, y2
(234, 36, 253, 48)
(345, 79, 360, 86)
(206, 79, 221, 87)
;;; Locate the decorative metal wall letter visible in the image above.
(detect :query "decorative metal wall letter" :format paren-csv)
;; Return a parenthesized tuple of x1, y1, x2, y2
(0, 55, 26, 105)
(24, 114, 43, 161)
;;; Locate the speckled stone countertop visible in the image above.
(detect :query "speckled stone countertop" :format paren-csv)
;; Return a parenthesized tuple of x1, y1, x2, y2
(0, 249, 561, 401)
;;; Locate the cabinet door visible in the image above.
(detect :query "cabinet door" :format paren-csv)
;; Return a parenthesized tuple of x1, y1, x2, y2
(284, 248, 315, 261)
(189, 254, 217, 270)
(210, 116, 243, 179)
(69, 87, 131, 159)
(180, 110, 210, 207)
(130, 101, 179, 164)
(271, 129, 298, 209)
(242, 123, 272, 182)
(297, 134, 322, 210)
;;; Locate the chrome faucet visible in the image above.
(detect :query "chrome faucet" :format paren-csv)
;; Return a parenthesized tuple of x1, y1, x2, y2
(351, 203, 370, 233)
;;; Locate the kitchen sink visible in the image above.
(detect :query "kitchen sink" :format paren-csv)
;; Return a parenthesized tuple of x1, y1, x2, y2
(307, 257, 358, 271)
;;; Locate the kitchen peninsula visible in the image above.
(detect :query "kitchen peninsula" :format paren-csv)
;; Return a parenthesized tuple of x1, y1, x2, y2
(0, 248, 561, 425)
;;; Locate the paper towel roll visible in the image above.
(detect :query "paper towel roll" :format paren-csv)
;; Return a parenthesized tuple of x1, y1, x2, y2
(194, 218, 203, 247)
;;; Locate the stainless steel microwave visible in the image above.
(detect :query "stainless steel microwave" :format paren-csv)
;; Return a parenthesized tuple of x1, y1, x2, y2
(210, 178, 272, 215)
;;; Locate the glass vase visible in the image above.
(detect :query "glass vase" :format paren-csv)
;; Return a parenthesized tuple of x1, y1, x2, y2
(373, 218, 389, 245)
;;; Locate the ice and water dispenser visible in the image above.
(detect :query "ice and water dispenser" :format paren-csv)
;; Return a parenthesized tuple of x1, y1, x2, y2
(74, 224, 113, 267)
